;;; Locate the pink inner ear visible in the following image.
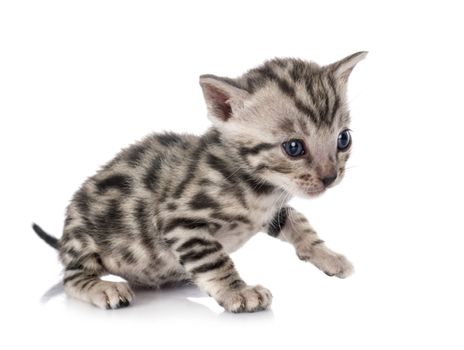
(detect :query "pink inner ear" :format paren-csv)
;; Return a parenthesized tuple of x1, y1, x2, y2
(205, 84, 232, 121)
(338, 67, 355, 84)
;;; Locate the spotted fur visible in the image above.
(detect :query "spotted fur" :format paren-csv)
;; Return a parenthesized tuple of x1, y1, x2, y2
(33, 52, 366, 312)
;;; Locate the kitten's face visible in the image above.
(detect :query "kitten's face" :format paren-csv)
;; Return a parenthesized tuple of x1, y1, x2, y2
(223, 80, 351, 198)
(200, 52, 366, 198)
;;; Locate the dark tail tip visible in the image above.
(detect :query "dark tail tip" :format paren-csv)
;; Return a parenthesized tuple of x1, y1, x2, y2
(32, 223, 59, 250)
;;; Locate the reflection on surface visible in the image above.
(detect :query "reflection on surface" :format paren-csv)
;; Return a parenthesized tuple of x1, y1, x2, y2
(40, 279, 275, 321)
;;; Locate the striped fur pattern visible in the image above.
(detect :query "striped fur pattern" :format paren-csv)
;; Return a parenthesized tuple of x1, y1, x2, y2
(34, 52, 366, 312)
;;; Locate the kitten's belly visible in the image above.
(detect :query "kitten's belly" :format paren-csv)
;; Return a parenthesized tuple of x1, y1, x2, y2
(102, 248, 190, 287)
(101, 210, 273, 285)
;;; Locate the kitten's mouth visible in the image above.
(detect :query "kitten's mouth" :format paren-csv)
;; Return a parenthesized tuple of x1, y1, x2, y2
(305, 188, 325, 197)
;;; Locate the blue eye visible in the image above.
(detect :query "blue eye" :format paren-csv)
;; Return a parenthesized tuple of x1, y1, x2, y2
(282, 139, 305, 157)
(337, 130, 351, 151)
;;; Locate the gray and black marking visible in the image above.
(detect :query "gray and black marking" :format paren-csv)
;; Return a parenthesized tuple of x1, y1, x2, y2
(32, 52, 365, 312)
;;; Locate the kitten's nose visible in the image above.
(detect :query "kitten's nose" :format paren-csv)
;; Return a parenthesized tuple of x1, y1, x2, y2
(321, 175, 337, 187)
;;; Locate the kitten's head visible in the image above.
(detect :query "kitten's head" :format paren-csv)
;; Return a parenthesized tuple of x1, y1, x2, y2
(200, 52, 367, 198)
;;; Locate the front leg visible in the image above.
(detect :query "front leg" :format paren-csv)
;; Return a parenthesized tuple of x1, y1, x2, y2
(266, 207, 353, 278)
(164, 218, 272, 313)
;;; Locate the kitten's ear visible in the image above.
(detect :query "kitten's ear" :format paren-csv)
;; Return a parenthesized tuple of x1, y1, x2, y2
(199, 75, 249, 123)
(328, 51, 368, 83)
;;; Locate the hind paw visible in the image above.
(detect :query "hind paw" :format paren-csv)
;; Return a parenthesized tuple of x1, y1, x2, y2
(87, 281, 135, 309)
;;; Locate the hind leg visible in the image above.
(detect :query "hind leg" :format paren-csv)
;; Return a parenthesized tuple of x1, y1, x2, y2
(60, 207, 135, 309)
(62, 253, 135, 309)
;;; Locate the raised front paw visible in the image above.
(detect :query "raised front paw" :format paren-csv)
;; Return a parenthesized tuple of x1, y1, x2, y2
(297, 243, 354, 278)
(216, 284, 273, 313)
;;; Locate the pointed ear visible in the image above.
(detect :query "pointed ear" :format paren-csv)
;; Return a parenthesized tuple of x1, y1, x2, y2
(328, 51, 368, 83)
(199, 75, 249, 123)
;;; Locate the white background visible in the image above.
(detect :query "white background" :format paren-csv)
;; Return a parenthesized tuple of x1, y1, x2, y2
(1, 1, 463, 349)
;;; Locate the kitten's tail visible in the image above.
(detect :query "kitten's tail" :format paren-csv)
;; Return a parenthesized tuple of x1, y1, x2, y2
(32, 223, 59, 250)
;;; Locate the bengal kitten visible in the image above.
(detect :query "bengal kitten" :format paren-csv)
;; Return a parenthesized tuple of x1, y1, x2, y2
(33, 52, 367, 312)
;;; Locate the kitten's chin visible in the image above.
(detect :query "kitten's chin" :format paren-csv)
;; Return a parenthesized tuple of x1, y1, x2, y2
(303, 189, 326, 198)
